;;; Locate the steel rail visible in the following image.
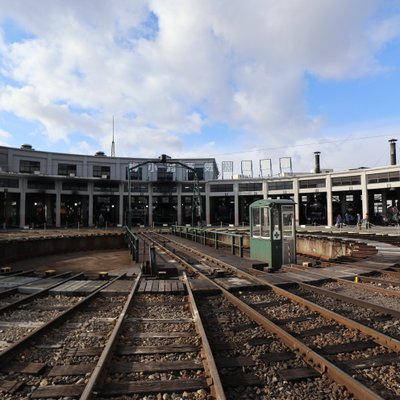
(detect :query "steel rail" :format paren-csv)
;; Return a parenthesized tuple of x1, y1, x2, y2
(0, 271, 46, 298)
(0, 269, 32, 278)
(182, 272, 226, 400)
(142, 233, 385, 400)
(0, 273, 126, 364)
(161, 233, 400, 353)
(285, 263, 400, 299)
(352, 274, 400, 285)
(80, 272, 142, 400)
(0, 272, 84, 313)
(297, 281, 400, 320)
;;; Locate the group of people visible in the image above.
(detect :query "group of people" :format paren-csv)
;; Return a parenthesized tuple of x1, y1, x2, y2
(335, 212, 370, 229)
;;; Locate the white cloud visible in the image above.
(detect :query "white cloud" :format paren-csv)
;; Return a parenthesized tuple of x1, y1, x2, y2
(0, 0, 399, 169)
(0, 128, 11, 145)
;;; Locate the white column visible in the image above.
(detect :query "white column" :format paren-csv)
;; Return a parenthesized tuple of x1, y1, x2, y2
(55, 181, 61, 227)
(19, 178, 26, 228)
(88, 182, 94, 227)
(263, 181, 268, 199)
(234, 182, 239, 226)
(292, 178, 300, 226)
(119, 182, 124, 226)
(205, 183, 211, 226)
(148, 183, 153, 226)
(177, 184, 182, 225)
(361, 172, 368, 219)
(326, 176, 333, 227)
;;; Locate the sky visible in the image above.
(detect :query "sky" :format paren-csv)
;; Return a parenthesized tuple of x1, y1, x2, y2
(1, 0, 400, 177)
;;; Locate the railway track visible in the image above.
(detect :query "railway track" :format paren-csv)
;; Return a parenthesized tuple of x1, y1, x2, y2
(0, 274, 133, 398)
(141, 231, 400, 400)
(2, 229, 400, 399)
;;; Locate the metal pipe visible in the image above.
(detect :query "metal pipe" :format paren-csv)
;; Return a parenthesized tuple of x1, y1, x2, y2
(389, 139, 397, 165)
(314, 151, 321, 173)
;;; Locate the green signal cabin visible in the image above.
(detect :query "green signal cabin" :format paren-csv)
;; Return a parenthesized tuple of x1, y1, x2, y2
(249, 199, 296, 271)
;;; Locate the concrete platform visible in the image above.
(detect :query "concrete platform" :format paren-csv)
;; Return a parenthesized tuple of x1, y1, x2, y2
(101, 280, 135, 295)
(49, 280, 108, 295)
(168, 233, 398, 286)
(0, 276, 41, 291)
(18, 277, 70, 294)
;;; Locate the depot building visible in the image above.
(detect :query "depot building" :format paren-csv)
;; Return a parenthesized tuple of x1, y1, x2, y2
(0, 140, 399, 229)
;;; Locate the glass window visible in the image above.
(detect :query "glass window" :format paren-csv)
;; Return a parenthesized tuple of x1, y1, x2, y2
(299, 179, 325, 188)
(20, 160, 40, 173)
(210, 184, 234, 192)
(62, 181, 88, 191)
(268, 181, 293, 190)
(252, 208, 261, 237)
(332, 175, 361, 186)
(282, 205, 294, 238)
(126, 167, 142, 180)
(188, 167, 204, 181)
(157, 166, 173, 181)
(94, 181, 119, 192)
(93, 165, 110, 179)
(58, 164, 77, 176)
(261, 207, 270, 238)
(27, 179, 55, 190)
(239, 183, 263, 191)
(0, 178, 18, 188)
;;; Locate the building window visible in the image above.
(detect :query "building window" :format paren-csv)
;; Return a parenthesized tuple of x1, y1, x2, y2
(126, 167, 142, 180)
(210, 184, 234, 193)
(182, 184, 205, 193)
(239, 183, 263, 192)
(157, 166, 173, 181)
(20, 160, 40, 173)
(58, 163, 77, 176)
(153, 184, 177, 193)
(62, 181, 88, 191)
(188, 167, 204, 181)
(368, 171, 400, 184)
(93, 165, 110, 179)
(27, 179, 55, 190)
(94, 181, 119, 192)
(0, 178, 18, 188)
(299, 179, 326, 189)
(131, 184, 148, 192)
(268, 181, 293, 190)
(332, 175, 361, 186)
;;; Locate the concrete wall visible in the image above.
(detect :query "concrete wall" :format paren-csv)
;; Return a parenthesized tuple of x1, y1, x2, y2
(296, 235, 350, 260)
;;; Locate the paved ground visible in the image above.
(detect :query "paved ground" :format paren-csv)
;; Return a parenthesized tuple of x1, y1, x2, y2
(7, 249, 140, 276)
(0, 228, 142, 276)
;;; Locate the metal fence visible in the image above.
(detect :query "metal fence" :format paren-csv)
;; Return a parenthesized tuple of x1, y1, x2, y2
(170, 225, 244, 257)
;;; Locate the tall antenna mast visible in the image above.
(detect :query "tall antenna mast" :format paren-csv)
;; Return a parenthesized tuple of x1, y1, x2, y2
(111, 115, 116, 157)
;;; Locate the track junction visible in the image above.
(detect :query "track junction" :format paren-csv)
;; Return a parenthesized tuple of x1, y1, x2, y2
(0, 228, 400, 399)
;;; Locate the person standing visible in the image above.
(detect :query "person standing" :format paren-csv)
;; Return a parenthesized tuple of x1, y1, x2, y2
(364, 213, 370, 229)
(356, 213, 362, 230)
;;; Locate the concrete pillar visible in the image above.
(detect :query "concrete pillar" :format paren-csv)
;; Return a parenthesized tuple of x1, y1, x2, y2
(148, 184, 153, 226)
(234, 182, 239, 226)
(340, 193, 347, 215)
(263, 181, 268, 199)
(205, 184, 211, 226)
(88, 182, 94, 227)
(177, 184, 182, 225)
(19, 178, 26, 228)
(382, 190, 388, 217)
(55, 181, 61, 227)
(361, 172, 368, 219)
(292, 178, 300, 226)
(326, 176, 333, 227)
(119, 183, 124, 226)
